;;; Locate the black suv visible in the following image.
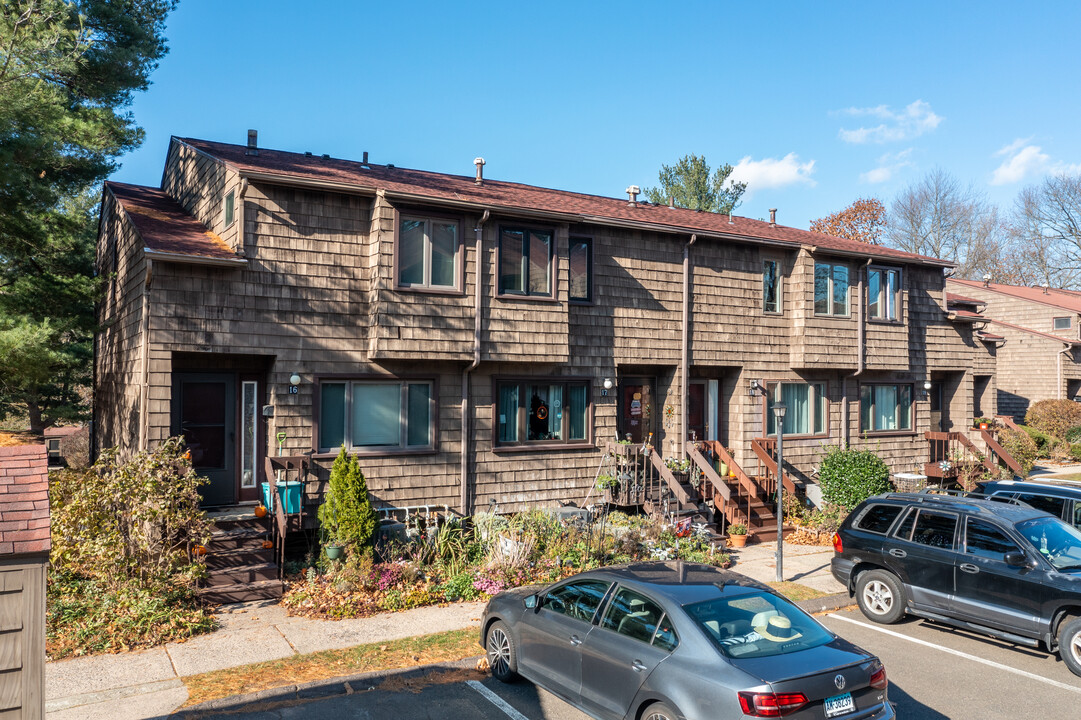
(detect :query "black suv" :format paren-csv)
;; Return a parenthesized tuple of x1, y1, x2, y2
(831, 492, 1081, 677)
(976, 478, 1081, 530)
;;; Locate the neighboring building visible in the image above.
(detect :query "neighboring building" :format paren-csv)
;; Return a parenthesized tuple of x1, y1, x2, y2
(948, 279, 1081, 421)
(0, 444, 50, 720)
(95, 133, 988, 519)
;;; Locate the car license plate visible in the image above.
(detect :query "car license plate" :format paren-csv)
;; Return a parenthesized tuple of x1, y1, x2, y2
(824, 692, 855, 718)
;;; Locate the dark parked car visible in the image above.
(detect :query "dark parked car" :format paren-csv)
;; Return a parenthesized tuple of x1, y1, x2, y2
(481, 561, 892, 720)
(832, 491, 1081, 677)
(976, 478, 1081, 529)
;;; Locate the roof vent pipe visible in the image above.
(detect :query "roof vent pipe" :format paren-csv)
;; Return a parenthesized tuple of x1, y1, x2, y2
(246, 129, 258, 156)
(769, 208, 777, 227)
(983, 273, 992, 287)
(1043, 282, 1050, 294)
(669, 195, 675, 208)
(362, 151, 368, 164)
(474, 157, 486, 185)
(627, 185, 640, 207)
(728, 212, 734, 225)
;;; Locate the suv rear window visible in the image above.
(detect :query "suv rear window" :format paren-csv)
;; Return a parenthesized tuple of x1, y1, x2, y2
(1016, 492, 1066, 519)
(855, 504, 903, 534)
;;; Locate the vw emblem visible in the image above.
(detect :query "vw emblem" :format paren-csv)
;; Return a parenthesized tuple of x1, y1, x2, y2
(834, 674, 846, 691)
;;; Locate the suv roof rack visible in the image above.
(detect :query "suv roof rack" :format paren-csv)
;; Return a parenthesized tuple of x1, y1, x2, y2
(881, 489, 1034, 513)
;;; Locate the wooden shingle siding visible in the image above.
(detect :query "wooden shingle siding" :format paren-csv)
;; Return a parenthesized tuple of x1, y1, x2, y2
(94, 193, 148, 453)
(162, 140, 242, 252)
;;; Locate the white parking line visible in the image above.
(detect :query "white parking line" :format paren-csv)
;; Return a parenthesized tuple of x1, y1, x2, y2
(828, 613, 1081, 694)
(467, 679, 532, 720)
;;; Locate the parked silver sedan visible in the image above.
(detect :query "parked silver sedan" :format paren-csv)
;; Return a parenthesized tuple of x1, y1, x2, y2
(480, 561, 892, 720)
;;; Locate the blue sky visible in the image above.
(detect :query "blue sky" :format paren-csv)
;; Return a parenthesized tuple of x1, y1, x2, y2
(112, 1, 1081, 228)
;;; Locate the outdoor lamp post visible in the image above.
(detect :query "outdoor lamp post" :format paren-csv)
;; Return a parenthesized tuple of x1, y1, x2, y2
(772, 401, 787, 582)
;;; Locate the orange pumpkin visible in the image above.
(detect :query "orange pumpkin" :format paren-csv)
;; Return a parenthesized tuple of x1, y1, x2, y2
(254, 505, 268, 518)
(192, 545, 207, 557)
(262, 540, 274, 549)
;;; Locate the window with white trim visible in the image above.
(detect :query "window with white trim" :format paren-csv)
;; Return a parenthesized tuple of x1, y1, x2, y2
(497, 379, 589, 445)
(224, 190, 235, 227)
(868, 266, 901, 321)
(814, 262, 849, 316)
(1054, 316, 1071, 332)
(860, 383, 913, 433)
(398, 216, 460, 289)
(319, 380, 433, 452)
(766, 382, 827, 436)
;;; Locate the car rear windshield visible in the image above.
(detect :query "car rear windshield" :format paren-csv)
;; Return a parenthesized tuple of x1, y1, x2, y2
(684, 591, 832, 659)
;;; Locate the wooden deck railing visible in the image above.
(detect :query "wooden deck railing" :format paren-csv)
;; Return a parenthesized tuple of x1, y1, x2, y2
(685, 440, 759, 528)
(751, 437, 800, 497)
(924, 432, 995, 479)
(264, 455, 309, 576)
(981, 427, 1025, 476)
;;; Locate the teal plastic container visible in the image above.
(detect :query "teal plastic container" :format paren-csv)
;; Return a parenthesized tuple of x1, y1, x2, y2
(260, 480, 303, 514)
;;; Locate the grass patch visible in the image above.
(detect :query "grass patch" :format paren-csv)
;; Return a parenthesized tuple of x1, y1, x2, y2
(768, 581, 832, 602)
(182, 627, 480, 707)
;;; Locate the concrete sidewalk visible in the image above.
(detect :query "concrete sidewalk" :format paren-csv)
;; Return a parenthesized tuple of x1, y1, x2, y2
(45, 541, 847, 719)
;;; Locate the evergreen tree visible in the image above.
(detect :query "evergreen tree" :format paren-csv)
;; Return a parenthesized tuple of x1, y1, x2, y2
(644, 154, 747, 214)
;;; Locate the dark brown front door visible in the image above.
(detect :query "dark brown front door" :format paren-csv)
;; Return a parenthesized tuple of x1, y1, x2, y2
(619, 378, 654, 444)
(929, 381, 946, 432)
(688, 382, 706, 441)
(173, 373, 236, 506)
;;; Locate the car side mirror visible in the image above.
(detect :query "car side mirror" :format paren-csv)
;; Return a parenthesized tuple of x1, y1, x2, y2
(1004, 550, 1030, 567)
(524, 594, 538, 610)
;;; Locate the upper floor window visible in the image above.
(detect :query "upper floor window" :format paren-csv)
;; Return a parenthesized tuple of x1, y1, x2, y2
(319, 379, 433, 452)
(497, 378, 589, 446)
(399, 216, 460, 290)
(766, 381, 826, 436)
(763, 259, 780, 313)
(569, 237, 592, 302)
(814, 262, 849, 316)
(1054, 316, 1071, 332)
(860, 383, 913, 433)
(868, 266, 901, 321)
(223, 190, 235, 227)
(500, 227, 553, 296)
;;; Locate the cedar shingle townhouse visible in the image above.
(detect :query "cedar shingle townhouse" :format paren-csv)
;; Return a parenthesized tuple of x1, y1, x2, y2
(94, 133, 999, 522)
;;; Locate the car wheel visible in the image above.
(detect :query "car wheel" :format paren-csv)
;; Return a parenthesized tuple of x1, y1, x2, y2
(1058, 617, 1081, 677)
(486, 620, 519, 683)
(643, 701, 680, 720)
(856, 569, 906, 624)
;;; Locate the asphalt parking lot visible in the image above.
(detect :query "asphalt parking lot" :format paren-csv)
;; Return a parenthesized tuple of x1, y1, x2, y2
(194, 607, 1081, 719)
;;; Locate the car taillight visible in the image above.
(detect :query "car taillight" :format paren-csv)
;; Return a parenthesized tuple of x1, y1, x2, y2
(832, 532, 843, 553)
(869, 660, 888, 690)
(738, 691, 809, 717)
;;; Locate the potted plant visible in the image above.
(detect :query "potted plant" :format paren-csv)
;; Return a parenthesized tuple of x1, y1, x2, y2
(325, 534, 345, 561)
(728, 523, 749, 548)
(974, 417, 992, 430)
(596, 473, 618, 490)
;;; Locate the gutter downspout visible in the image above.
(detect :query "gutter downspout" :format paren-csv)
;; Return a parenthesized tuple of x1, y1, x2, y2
(139, 260, 154, 451)
(461, 209, 490, 514)
(1059, 344, 1073, 399)
(842, 259, 873, 445)
(682, 234, 697, 457)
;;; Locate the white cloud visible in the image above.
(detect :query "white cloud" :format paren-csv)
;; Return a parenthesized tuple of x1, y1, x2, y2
(728, 153, 816, 192)
(838, 100, 942, 144)
(859, 149, 915, 184)
(989, 139, 1081, 185)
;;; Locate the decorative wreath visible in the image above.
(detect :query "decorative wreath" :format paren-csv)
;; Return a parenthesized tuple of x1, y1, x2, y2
(536, 405, 548, 420)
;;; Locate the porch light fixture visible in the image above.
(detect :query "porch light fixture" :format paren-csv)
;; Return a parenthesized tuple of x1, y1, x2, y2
(289, 373, 302, 386)
(603, 378, 614, 390)
(749, 379, 766, 397)
(772, 401, 787, 583)
(922, 380, 932, 400)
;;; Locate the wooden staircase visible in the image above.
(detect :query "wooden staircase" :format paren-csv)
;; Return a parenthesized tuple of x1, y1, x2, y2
(198, 509, 283, 604)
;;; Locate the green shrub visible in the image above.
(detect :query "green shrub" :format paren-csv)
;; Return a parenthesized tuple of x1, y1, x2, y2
(817, 445, 892, 509)
(1065, 425, 1081, 444)
(50, 437, 210, 587)
(1022, 425, 1056, 456)
(1025, 399, 1081, 442)
(318, 447, 378, 552)
(1071, 444, 1081, 463)
(1000, 428, 1038, 476)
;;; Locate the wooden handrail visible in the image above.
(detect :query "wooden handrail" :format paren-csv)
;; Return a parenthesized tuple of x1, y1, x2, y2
(646, 450, 695, 507)
(685, 442, 730, 502)
(699, 441, 761, 499)
(996, 415, 1022, 432)
(981, 428, 1024, 476)
(751, 438, 799, 495)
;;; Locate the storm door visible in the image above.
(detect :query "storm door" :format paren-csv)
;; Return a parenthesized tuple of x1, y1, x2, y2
(172, 373, 236, 506)
(619, 378, 654, 444)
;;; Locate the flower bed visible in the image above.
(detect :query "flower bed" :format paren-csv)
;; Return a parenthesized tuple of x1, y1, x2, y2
(282, 510, 730, 620)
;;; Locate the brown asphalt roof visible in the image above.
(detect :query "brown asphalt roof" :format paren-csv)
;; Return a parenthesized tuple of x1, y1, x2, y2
(951, 278, 1081, 313)
(0, 444, 50, 556)
(946, 292, 985, 307)
(177, 137, 952, 268)
(106, 181, 243, 263)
